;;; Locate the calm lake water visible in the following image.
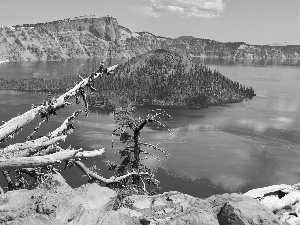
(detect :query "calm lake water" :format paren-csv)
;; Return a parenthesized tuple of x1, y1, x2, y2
(1, 58, 300, 198)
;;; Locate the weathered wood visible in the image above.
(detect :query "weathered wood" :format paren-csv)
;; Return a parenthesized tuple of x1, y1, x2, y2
(0, 149, 105, 170)
(0, 63, 118, 189)
(74, 161, 150, 184)
(0, 135, 67, 158)
(0, 111, 82, 158)
(0, 64, 118, 142)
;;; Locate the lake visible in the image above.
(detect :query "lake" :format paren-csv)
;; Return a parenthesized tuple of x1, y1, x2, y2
(1, 58, 300, 198)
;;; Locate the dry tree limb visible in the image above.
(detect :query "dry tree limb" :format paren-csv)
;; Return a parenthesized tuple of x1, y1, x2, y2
(0, 62, 118, 189)
(1, 136, 67, 159)
(140, 142, 169, 157)
(27, 118, 47, 141)
(0, 64, 118, 143)
(0, 149, 105, 170)
(0, 107, 42, 142)
(0, 111, 82, 158)
(34, 145, 63, 157)
(2, 171, 13, 190)
(47, 110, 82, 137)
(74, 161, 150, 184)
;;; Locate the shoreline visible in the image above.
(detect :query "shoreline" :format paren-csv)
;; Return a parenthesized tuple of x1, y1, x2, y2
(1, 55, 299, 63)
(0, 88, 254, 110)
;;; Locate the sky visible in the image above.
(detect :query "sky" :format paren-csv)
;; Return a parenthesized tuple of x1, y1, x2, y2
(0, 0, 299, 45)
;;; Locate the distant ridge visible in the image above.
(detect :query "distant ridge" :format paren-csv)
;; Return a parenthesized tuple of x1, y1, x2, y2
(175, 36, 196, 41)
(0, 15, 299, 61)
(267, 43, 287, 47)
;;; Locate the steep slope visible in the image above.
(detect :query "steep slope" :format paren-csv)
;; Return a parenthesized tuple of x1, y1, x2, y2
(0, 15, 299, 61)
(0, 16, 119, 61)
(107, 49, 255, 107)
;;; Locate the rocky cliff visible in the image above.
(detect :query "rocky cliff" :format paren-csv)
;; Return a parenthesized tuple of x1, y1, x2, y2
(0, 15, 299, 62)
(3, 173, 300, 224)
(0, 173, 280, 225)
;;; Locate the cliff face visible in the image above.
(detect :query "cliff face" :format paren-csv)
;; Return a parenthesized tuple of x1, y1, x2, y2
(37, 16, 120, 43)
(0, 15, 299, 61)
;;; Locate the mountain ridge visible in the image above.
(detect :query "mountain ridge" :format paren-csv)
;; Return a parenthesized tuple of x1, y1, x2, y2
(0, 15, 299, 62)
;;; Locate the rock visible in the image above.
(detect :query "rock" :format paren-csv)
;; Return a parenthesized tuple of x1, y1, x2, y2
(0, 174, 117, 224)
(153, 197, 165, 207)
(118, 208, 143, 217)
(123, 192, 219, 225)
(1, 176, 292, 225)
(0, 189, 37, 223)
(207, 193, 280, 225)
(75, 183, 116, 210)
(244, 184, 297, 199)
(260, 195, 281, 209)
(128, 195, 151, 209)
(244, 183, 300, 225)
(99, 211, 139, 225)
(270, 192, 300, 213)
(217, 202, 279, 225)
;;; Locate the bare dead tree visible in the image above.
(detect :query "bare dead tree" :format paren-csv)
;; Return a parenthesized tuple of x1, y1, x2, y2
(0, 60, 151, 191)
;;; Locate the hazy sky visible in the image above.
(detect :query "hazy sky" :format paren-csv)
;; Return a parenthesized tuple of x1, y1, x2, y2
(0, 0, 299, 45)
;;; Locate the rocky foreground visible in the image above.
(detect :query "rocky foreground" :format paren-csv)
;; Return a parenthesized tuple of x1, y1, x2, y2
(2, 173, 300, 225)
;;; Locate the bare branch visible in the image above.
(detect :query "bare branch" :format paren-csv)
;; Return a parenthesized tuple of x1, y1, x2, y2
(0, 135, 67, 159)
(27, 118, 47, 141)
(140, 149, 160, 160)
(0, 64, 118, 142)
(74, 161, 150, 184)
(2, 171, 13, 190)
(140, 142, 169, 157)
(49, 110, 82, 137)
(0, 149, 105, 171)
(0, 111, 82, 158)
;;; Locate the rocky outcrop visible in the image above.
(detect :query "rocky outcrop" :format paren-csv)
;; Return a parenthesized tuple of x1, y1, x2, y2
(207, 193, 279, 225)
(244, 184, 300, 225)
(0, 173, 279, 225)
(0, 15, 299, 62)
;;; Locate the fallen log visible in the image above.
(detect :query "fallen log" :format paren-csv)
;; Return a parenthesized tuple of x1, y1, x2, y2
(0, 149, 105, 170)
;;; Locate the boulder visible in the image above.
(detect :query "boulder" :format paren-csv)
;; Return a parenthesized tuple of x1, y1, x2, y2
(207, 193, 280, 225)
(122, 191, 219, 225)
(244, 184, 298, 199)
(244, 183, 300, 225)
(0, 174, 117, 224)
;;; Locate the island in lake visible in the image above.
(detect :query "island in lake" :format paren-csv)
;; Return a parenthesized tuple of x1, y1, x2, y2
(0, 49, 255, 108)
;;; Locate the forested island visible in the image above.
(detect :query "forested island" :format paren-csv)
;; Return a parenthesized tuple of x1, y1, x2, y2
(0, 50, 255, 108)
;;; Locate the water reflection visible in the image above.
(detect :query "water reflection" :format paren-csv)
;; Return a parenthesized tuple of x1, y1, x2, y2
(0, 58, 127, 79)
(193, 57, 300, 67)
(1, 59, 300, 197)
